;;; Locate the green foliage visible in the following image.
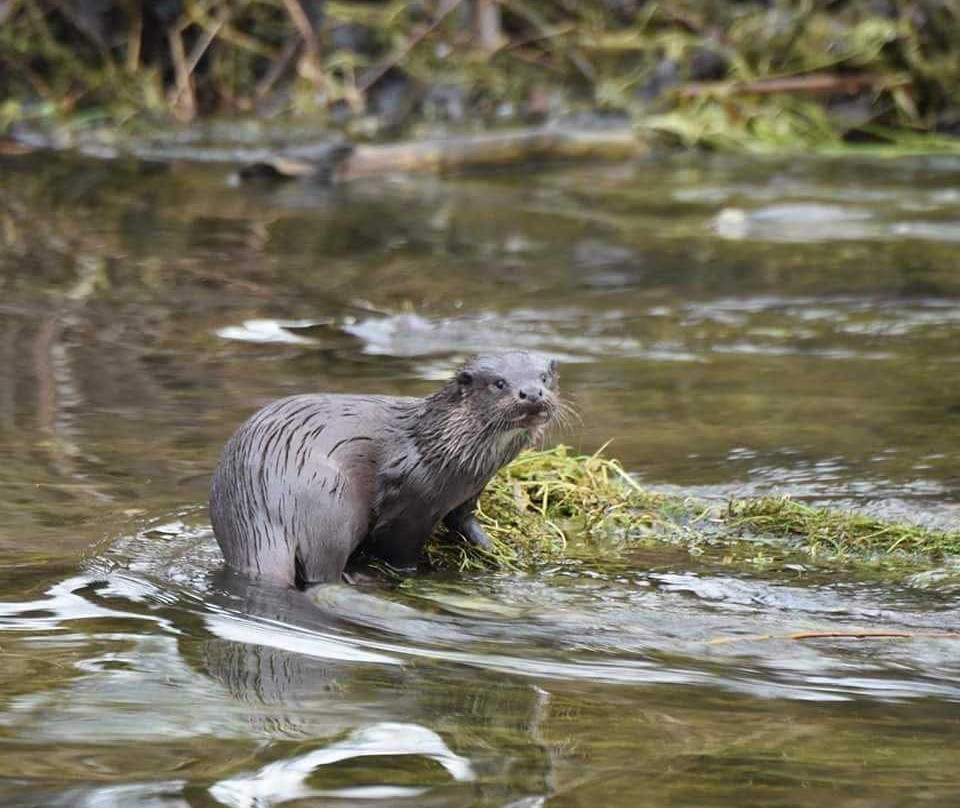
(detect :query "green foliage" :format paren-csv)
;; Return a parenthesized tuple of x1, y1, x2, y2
(426, 445, 960, 572)
(642, 96, 843, 152)
(2, 1, 960, 150)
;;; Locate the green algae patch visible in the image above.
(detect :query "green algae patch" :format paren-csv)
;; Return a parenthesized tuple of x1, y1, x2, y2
(425, 445, 960, 572)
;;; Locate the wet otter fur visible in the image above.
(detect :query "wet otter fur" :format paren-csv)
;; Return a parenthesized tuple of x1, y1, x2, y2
(210, 352, 559, 587)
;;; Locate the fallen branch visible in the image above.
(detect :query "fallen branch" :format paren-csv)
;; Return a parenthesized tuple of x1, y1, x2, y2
(341, 127, 644, 178)
(677, 73, 906, 99)
(228, 127, 642, 183)
(708, 629, 960, 645)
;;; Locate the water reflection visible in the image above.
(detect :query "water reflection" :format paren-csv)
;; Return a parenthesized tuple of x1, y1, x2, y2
(3, 532, 960, 807)
(209, 722, 474, 807)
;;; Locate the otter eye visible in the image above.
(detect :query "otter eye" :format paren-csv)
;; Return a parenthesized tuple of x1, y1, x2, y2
(495, 379, 506, 390)
(540, 373, 549, 384)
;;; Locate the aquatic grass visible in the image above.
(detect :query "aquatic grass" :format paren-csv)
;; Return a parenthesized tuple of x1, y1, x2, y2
(425, 444, 668, 572)
(426, 445, 960, 572)
(725, 497, 960, 560)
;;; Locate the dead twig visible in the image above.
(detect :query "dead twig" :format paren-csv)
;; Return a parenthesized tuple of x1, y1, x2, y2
(280, 0, 324, 87)
(507, 46, 565, 73)
(166, 26, 196, 122)
(255, 34, 301, 101)
(167, 7, 227, 122)
(474, 0, 506, 53)
(708, 629, 960, 645)
(503, 23, 576, 53)
(677, 73, 907, 99)
(186, 16, 226, 78)
(184, 2, 278, 60)
(359, 0, 464, 94)
(125, 1, 142, 73)
(502, 0, 596, 82)
(281, 0, 320, 51)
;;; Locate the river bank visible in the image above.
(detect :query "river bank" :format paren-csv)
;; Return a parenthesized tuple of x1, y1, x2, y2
(4, 0, 960, 155)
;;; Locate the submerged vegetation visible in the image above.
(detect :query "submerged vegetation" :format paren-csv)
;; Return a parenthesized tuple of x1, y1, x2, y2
(426, 445, 960, 572)
(3, 1, 960, 151)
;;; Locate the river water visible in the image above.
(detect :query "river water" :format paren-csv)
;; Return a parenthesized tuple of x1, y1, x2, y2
(1, 150, 959, 807)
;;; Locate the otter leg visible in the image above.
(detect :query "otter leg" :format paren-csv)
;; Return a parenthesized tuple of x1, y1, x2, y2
(290, 465, 370, 586)
(443, 496, 494, 550)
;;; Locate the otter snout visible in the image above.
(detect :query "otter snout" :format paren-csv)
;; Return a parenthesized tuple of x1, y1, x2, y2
(516, 386, 552, 425)
(517, 386, 545, 403)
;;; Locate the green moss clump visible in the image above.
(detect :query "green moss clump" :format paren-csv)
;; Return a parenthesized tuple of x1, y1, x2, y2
(426, 445, 960, 572)
(425, 444, 667, 571)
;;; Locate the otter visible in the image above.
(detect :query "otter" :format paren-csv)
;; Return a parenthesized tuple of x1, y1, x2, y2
(210, 352, 558, 587)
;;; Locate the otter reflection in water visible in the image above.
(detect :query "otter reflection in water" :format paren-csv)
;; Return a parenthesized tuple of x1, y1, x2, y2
(210, 352, 560, 587)
(199, 570, 555, 807)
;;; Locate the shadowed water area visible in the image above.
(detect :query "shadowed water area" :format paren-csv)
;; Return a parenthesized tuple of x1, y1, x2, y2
(1, 149, 960, 807)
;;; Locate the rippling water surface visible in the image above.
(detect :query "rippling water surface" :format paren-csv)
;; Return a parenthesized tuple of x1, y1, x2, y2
(1, 150, 959, 807)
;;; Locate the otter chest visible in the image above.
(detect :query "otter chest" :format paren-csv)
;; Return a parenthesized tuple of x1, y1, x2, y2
(374, 461, 478, 530)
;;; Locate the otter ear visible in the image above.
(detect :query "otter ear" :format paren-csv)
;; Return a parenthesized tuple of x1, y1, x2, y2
(457, 371, 473, 386)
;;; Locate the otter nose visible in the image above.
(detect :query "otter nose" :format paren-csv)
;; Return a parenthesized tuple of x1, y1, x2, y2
(517, 387, 544, 402)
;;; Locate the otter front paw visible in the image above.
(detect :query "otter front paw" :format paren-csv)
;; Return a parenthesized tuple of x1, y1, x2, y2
(459, 519, 494, 550)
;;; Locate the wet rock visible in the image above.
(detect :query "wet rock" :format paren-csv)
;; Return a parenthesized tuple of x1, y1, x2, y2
(139, 1, 184, 67)
(327, 99, 353, 128)
(828, 94, 877, 133)
(689, 46, 729, 81)
(236, 158, 318, 183)
(422, 84, 467, 123)
(54, 0, 111, 49)
(329, 22, 378, 55)
(232, 143, 353, 184)
(367, 69, 420, 132)
(933, 114, 960, 137)
(637, 58, 682, 101)
(147, 0, 182, 27)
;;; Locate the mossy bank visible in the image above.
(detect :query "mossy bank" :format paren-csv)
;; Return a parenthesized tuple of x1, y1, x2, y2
(4, 1, 960, 153)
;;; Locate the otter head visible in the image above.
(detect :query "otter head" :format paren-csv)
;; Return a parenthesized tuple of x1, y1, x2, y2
(452, 351, 559, 432)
